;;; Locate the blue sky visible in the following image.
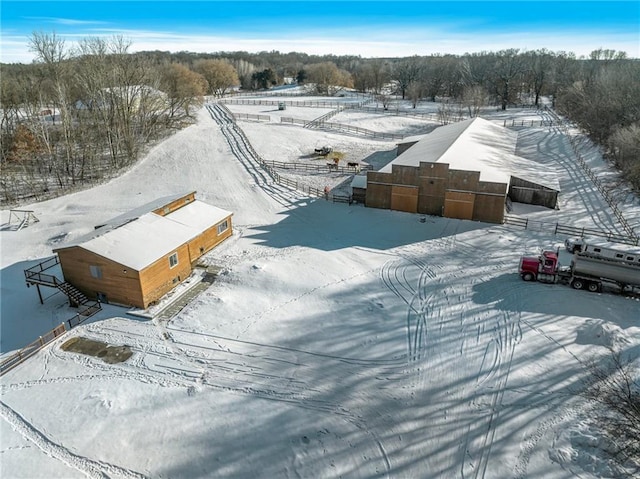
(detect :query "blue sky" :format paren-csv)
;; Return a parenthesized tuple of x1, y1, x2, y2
(1, 1, 638, 63)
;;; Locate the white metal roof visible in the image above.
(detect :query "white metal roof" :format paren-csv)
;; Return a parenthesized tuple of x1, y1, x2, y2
(55, 199, 233, 271)
(351, 174, 367, 189)
(165, 200, 232, 231)
(380, 117, 560, 191)
(78, 212, 200, 271)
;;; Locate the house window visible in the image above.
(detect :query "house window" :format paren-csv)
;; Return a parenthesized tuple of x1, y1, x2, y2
(217, 219, 228, 235)
(90, 265, 102, 279)
(169, 252, 178, 268)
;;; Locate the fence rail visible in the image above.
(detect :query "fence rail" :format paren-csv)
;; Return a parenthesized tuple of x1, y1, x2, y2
(0, 301, 102, 375)
(304, 120, 406, 140)
(24, 256, 61, 286)
(220, 98, 348, 108)
(503, 119, 558, 128)
(544, 106, 638, 241)
(503, 215, 640, 246)
(262, 159, 371, 174)
(232, 113, 271, 122)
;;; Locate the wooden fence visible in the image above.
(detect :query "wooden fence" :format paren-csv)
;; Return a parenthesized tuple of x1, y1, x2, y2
(0, 302, 103, 376)
(503, 119, 558, 128)
(503, 215, 639, 246)
(262, 159, 371, 174)
(232, 113, 271, 122)
(220, 98, 348, 108)
(543, 106, 638, 240)
(224, 116, 354, 204)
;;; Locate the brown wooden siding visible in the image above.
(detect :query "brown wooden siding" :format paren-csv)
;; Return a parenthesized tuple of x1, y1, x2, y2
(55, 248, 144, 307)
(443, 191, 475, 220)
(508, 177, 558, 208)
(186, 216, 233, 265)
(390, 165, 420, 185)
(352, 187, 366, 204)
(448, 170, 480, 191)
(391, 185, 418, 213)
(418, 165, 448, 215)
(153, 191, 196, 216)
(139, 243, 192, 308)
(365, 179, 393, 209)
(472, 193, 506, 223)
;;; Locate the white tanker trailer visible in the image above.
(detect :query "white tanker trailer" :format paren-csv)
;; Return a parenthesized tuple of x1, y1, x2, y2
(519, 242, 640, 294)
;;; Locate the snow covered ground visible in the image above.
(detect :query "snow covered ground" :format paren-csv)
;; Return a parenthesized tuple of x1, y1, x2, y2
(1, 94, 639, 478)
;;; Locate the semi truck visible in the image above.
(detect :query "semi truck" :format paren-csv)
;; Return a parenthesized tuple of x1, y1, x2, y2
(519, 243, 640, 294)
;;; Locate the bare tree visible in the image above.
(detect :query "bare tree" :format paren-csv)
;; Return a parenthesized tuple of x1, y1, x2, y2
(524, 49, 555, 106)
(406, 81, 423, 108)
(461, 85, 488, 117)
(491, 49, 527, 110)
(392, 57, 422, 99)
(29, 31, 78, 187)
(582, 349, 640, 475)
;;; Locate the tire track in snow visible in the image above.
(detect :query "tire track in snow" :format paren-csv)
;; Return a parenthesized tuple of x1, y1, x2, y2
(381, 230, 526, 478)
(533, 110, 625, 234)
(206, 103, 303, 208)
(49, 316, 395, 477)
(0, 400, 148, 479)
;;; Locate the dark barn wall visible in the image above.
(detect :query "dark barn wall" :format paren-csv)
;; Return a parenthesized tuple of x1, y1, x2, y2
(448, 170, 480, 192)
(473, 181, 508, 223)
(473, 193, 506, 223)
(396, 141, 419, 156)
(352, 187, 366, 203)
(365, 172, 393, 209)
(366, 161, 509, 224)
(509, 177, 558, 209)
(417, 162, 449, 215)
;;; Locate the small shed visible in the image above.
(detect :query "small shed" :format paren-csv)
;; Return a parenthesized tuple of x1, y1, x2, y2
(350, 174, 367, 203)
(53, 192, 233, 308)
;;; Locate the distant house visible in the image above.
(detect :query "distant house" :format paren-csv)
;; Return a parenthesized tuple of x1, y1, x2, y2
(362, 117, 559, 224)
(53, 192, 232, 309)
(75, 85, 168, 114)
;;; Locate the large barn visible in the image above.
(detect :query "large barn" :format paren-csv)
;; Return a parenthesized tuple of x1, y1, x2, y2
(53, 192, 233, 309)
(363, 117, 559, 223)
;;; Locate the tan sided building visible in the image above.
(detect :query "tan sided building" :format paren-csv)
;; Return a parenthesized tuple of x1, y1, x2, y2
(364, 117, 559, 223)
(53, 192, 232, 308)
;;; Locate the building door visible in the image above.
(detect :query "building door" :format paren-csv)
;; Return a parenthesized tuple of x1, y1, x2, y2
(443, 191, 475, 220)
(391, 185, 418, 213)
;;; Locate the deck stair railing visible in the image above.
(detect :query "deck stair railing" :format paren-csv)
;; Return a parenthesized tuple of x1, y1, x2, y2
(24, 256, 102, 309)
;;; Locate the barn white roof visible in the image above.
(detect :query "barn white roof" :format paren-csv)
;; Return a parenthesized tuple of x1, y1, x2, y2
(381, 117, 560, 191)
(55, 200, 232, 271)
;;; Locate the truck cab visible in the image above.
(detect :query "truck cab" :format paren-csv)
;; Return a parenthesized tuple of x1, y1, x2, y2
(564, 237, 585, 253)
(519, 250, 559, 283)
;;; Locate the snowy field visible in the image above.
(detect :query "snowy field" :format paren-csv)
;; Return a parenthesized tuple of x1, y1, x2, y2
(1, 94, 639, 478)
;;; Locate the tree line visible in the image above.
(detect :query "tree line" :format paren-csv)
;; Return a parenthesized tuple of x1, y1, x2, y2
(1, 33, 639, 204)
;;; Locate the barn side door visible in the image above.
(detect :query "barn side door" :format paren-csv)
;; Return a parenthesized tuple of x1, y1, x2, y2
(390, 185, 418, 213)
(443, 191, 475, 220)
